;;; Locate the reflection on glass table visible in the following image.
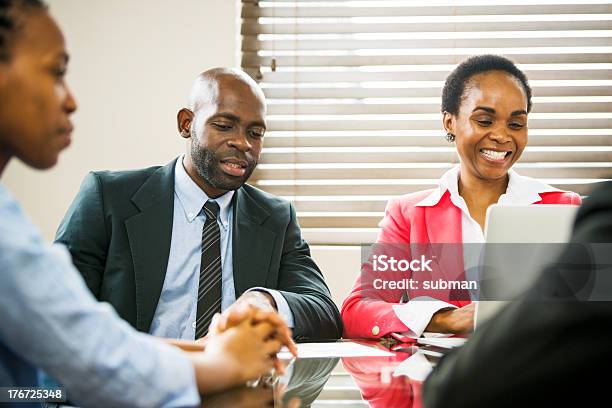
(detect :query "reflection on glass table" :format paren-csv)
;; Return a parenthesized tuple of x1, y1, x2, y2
(200, 357, 338, 408)
(199, 340, 438, 408)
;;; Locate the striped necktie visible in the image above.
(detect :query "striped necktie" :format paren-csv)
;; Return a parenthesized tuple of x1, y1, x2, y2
(195, 200, 222, 339)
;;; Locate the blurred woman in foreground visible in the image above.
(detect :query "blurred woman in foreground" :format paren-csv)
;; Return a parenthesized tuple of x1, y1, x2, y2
(0, 1, 292, 406)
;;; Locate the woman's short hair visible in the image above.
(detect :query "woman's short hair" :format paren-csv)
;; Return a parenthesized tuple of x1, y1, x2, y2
(0, 0, 47, 61)
(441, 54, 532, 115)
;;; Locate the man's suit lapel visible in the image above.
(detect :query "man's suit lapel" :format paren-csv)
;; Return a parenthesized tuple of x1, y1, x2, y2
(232, 187, 277, 296)
(125, 159, 176, 332)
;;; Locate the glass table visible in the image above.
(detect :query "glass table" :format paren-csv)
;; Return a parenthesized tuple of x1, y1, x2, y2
(201, 340, 439, 408)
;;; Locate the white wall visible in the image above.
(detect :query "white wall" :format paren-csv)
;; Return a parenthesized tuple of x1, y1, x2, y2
(3, 0, 239, 240)
(2, 0, 361, 308)
(310, 246, 361, 309)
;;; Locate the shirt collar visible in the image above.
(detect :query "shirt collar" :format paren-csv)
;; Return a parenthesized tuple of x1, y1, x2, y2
(174, 156, 234, 227)
(501, 168, 561, 205)
(415, 165, 560, 207)
(415, 165, 459, 207)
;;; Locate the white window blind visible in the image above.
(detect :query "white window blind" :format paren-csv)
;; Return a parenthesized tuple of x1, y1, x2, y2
(241, 0, 612, 245)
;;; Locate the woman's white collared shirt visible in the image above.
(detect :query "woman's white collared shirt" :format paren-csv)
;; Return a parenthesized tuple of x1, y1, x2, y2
(415, 165, 562, 243)
(392, 165, 561, 337)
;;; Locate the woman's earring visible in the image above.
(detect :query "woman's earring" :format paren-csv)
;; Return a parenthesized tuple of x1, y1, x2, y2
(445, 132, 456, 143)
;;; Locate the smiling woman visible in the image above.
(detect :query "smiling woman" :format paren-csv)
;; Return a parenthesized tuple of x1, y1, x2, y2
(341, 54, 583, 341)
(442, 55, 532, 202)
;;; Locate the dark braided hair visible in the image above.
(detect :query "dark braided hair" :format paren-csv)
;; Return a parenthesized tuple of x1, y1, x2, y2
(441, 54, 532, 115)
(0, 0, 47, 61)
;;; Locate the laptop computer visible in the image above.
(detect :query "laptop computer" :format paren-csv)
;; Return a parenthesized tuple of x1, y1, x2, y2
(474, 204, 579, 328)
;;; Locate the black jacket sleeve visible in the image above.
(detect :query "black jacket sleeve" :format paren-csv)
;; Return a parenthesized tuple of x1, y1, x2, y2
(277, 203, 343, 341)
(55, 172, 109, 298)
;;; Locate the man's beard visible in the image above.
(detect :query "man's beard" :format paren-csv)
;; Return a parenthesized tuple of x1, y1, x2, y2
(190, 138, 257, 192)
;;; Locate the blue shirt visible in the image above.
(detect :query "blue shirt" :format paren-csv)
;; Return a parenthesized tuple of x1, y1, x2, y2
(0, 185, 200, 407)
(150, 157, 294, 339)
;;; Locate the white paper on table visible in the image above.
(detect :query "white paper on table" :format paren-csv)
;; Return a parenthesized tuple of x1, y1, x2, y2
(416, 337, 467, 349)
(277, 341, 394, 360)
(393, 351, 434, 382)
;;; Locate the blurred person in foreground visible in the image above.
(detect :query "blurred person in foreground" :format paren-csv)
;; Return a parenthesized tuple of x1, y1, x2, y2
(0, 1, 292, 406)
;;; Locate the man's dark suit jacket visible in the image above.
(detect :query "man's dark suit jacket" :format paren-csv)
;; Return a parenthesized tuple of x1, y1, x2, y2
(55, 158, 342, 342)
(423, 181, 612, 407)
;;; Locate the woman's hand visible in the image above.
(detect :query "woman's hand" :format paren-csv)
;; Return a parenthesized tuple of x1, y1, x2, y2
(208, 301, 297, 359)
(190, 319, 283, 394)
(206, 302, 298, 375)
(426, 303, 475, 334)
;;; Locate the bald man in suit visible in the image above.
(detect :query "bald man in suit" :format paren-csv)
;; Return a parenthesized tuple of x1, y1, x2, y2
(56, 68, 342, 342)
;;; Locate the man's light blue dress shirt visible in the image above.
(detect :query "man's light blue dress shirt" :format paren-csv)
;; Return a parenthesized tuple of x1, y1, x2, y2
(150, 157, 294, 339)
(0, 185, 200, 407)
